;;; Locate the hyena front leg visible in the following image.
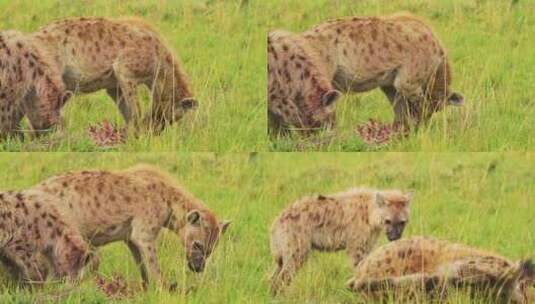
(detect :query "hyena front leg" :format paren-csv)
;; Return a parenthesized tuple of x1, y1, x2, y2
(87, 249, 101, 273)
(268, 109, 290, 138)
(347, 241, 373, 270)
(111, 64, 144, 129)
(105, 87, 128, 121)
(127, 220, 163, 289)
(144, 81, 169, 134)
(392, 68, 426, 130)
(381, 85, 406, 127)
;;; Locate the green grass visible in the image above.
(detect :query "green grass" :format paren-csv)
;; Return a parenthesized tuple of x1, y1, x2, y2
(0, 152, 533, 303)
(4, 0, 535, 152)
(2, 0, 533, 152)
(0, 0, 267, 152)
(267, 0, 535, 151)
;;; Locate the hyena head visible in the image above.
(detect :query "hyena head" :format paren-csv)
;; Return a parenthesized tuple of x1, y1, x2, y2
(183, 209, 230, 272)
(268, 30, 341, 133)
(509, 260, 535, 304)
(373, 191, 412, 241)
(146, 97, 198, 134)
(302, 89, 341, 131)
(419, 60, 464, 124)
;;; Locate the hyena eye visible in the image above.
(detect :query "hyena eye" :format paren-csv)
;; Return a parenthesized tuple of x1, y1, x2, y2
(385, 219, 392, 225)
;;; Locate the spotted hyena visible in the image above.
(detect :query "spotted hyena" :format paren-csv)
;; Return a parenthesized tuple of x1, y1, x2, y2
(31, 165, 230, 288)
(0, 30, 68, 139)
(30, 17, 196, 134)
(268, 13, 464, 136)
(0, 189, 90, 284)
(269, 188, 412, 294)
(347, 236, 535, 304)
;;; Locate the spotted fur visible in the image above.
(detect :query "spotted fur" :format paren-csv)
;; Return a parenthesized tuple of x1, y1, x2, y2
(0, 30, 67, 139)
(0, 190, 89, 284)
(348, 236, 535, 304)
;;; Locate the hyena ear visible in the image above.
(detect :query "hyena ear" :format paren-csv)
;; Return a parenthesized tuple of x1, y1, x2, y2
(321, 90, 342, 107)
(404, 191, 415, 202)
(187, 210, 201, 226)
(220, 221, 231, 234)
(178, 98, 199, 111)
(375, 193, 386, 207)
(447, 92, 464, 106)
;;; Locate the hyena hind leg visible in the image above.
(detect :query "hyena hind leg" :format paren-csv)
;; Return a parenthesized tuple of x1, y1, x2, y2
(270, 250, 309, 295)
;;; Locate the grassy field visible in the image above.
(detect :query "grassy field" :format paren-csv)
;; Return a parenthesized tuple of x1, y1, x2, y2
(0, 0, 266, 152)
(1, 0, 533, 152)
(267, 0, 535, 151)
(0, 152, 533, 303)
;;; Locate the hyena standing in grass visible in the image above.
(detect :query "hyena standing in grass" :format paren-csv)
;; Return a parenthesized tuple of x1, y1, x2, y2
(269, 188, 412, 294)
(348, 236, 535, 304)
(0, 30, 69, 139)
(268, 13, 464, 136)
(0, 190, 90, 284)
(31, 165, 230, 289)
(31, 17, 198, 134)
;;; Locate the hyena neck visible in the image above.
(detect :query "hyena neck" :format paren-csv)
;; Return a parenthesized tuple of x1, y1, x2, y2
(367, 206, 385, 231)
(300, 33, 336, 77)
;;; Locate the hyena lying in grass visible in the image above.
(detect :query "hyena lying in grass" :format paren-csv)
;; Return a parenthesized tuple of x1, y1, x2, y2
(347, 236, 535, 304)
(32, 165, 230, 289)
(268, 13, 464, 136)
(0, 190, 90, 284)
(270, 188, 412, 294)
